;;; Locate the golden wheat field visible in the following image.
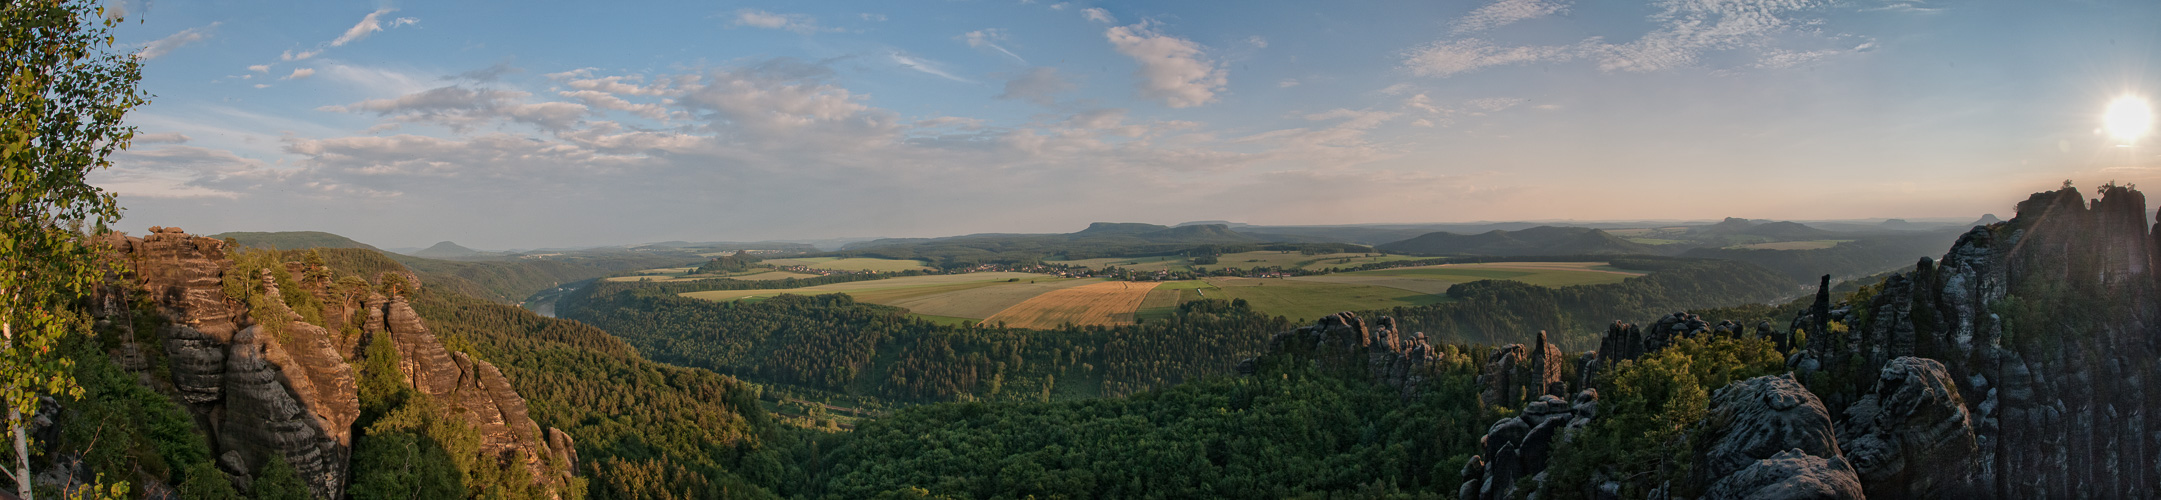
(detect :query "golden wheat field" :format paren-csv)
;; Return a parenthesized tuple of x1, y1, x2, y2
(982, 280, 1162, 329)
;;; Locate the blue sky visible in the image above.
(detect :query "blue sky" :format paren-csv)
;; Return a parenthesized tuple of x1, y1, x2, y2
(100, 0, 2161, 249)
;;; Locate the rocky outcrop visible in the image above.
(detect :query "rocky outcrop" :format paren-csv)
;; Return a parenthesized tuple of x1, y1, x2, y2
(1479, 330, 1566, 409)
(1459, 389, 1598, 500)
(1784, 184, 2161, 498)
(1699, 449, 1865, 500)
(365, 287, 574, 489)
(1689, 373, 1853, 495)
(96, 227, 574, 498)
(1246, 312, 1446, 399)
(1835, 357, 1977, 498)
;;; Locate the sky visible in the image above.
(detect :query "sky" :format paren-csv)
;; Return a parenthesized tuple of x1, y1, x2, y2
(97, 0, 2161, 250)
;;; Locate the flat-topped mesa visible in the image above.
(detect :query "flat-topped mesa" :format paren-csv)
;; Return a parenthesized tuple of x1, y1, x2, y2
(1241, 312, 1446, 399)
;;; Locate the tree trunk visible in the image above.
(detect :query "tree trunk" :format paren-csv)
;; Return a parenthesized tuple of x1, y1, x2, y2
(4, 318, 27, 500)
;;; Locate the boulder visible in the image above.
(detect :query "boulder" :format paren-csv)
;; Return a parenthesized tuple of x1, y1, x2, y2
(1690, 373, 1843, 491)
(1837, 357, 1977, 498)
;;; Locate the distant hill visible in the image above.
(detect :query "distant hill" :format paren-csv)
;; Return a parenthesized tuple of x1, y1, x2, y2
(1073, 222, 1172, 236)
(211, 231, 382, 251)
(1376, 226, 1656, 256)
(412, 241, 485, 259)
(1971, 214, 2004, 227)
(835, 222, 1283, 267)
(1689, 217, 1835, 240)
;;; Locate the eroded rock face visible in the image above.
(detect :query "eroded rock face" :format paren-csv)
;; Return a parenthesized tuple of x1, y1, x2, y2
(1246, 312, 1445, 399)
(1479, 330, 1565, 409)
(1836, 357, 1977, 498)
(1690, 373, 1844, 491)
(367, 289, 574, 489)
(1459, 389, 1598, 500)
(1790, 184, 2161, 498)
(98, 227, 571, 498)
(1699, 449, 1864, 500)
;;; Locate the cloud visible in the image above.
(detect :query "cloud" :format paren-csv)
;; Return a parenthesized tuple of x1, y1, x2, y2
(963, 29, 1028, 64)
(732, 9, 831, 34)
(281, 49, 321, 61)
(450, 61, 523, 82)
(134, 132, 191, 144)
(1406, 0, 1840, 77)
(1452, 0, 1569, 34)
(997, 67, 1075, 105)
(889, 52, 975, 83)
(139, 22, 219, 60)
(115, 60, 1452, 248)
(284, 68, 316, 80)
(861, 13, 888, 22)
(558, 90, 677, 121)
(1754, 48, 1841, 69)
(248, 64, 270, 73)
(1082, 8, 1116, 23)
(1247, 36, 1268, 49)
(1861, 1, 1943, 13)
(1403, 38, 1580, 77)
(1279, 79, 1300, 88)
(321, 86, 589, 131)
(94, 145, 260, 199)
(331, 8, 418, 47)
(1105, 22, 1228, 108)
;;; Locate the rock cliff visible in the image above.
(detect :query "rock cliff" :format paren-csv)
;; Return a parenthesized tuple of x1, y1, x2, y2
(94, 227, 575, 498)
(1786, 184, 2161, 498)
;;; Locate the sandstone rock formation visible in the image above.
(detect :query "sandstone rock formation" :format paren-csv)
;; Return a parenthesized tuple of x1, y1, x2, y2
(1835, 357, 1977, 498)
(1689, 374, 1846, 487)
(366, 286, 573, 489)
(1458, 389, 1598, 500)
(1478, 330, 1566, 409)
(1784, 183, 2161, 498)
(1246, 312, 1446, 399)
(95, 228, 575, 498)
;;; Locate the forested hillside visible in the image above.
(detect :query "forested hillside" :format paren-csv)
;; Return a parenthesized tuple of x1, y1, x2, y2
(559, 279, 1298, 404)
(1678, 230, 1962, 283)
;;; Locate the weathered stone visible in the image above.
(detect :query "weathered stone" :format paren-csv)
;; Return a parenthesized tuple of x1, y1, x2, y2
(1699, 449, 1864, 500)
(1690, 373, 1843, 491)
(1836, 357, 1977, 498)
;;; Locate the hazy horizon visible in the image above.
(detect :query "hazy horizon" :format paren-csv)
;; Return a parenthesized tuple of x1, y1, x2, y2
(96, 0, 2159, 249)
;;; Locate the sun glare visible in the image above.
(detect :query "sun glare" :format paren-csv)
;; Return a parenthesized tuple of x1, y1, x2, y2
(2105, 95, 2154, 144)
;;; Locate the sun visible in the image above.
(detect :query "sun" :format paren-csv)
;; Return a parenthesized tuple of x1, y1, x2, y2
(2105, 95, 2153, 144)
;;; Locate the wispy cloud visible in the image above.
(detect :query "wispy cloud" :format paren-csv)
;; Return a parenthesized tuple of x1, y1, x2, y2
(139, 22, 220, 60)
(732, 9, 833, 34)
(963, 29, 1028, 64)
(1452, 0, 1569, 34)
(1406, 0, 1841, 77)
(283, 68, 316, 80)
(1082, 7, 1116, 24)
(997, 67, 1074, 105)
(1105, 21, 1228, 108)
(890, 52, 976, 83)
(331, 8, 418, 47)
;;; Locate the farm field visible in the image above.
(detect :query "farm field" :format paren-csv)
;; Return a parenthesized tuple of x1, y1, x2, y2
(1201, 278, 1451, 322)
(678, 272, 1053, 302)
(1051, 251, 1427, 273)
(1728, 240, 1851, 250)
(1195, 251, 1429, 271)
(855, 277, 1098, 319)
(604, 268, 819, 282)
(1342, 261, 1642, 288)
(761, 256, 934, 272)
(1048, 255, 1192, 272)
(984, 281, 1162, 329)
